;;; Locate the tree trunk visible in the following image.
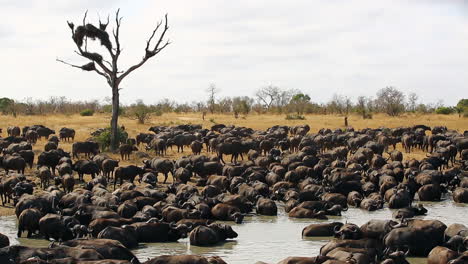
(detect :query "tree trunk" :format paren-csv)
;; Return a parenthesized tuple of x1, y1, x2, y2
(110, 86, 120, 151)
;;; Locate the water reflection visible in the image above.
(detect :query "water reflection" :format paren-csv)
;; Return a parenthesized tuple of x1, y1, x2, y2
(0, 199, 466, 264)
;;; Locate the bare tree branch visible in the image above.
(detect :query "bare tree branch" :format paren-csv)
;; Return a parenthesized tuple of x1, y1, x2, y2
(98, 14, 110, 31)
(72, 50, 109, 70)
(118, 14, 170, 83)
(256, 85, 281, 109)
(93, 68, 111, 85)
(67, 21, 74, 32)
(56, 58, 83, 69)
(145, 20, 162, 51)
(113, 9, 122, 58)
(56, 58, 111, 85)
(82, 10, 88, 51)
(103, 59, 113, 69)
(82, 10, 88, 26)
(75, 44, 112, 75)
(149, 14, 170, 56)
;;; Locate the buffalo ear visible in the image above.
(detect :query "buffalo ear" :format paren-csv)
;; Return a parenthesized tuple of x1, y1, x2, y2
(333, 224, 341, 233)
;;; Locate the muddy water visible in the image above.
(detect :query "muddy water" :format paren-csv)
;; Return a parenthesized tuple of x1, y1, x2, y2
(1, 199, 466, 264)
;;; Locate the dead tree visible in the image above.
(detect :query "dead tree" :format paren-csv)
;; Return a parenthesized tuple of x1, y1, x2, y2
(206, 83, 218, 114)
(255, 85, 280, 110)
(57, 9, 170, 151)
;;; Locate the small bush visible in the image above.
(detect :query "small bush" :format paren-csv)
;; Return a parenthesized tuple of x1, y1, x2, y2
(435, 107, 454, 115)
(209, 118, 217, 124)
(101, 105, 112, 113)
(455, 105, 468, 117)
(80, 109, 94, 116)
(93, 127, 128, 151)
(285, 114, 306, 120)
(363, 113, 373, 119)
(154, 110, 163, 116)
(128, 104, 151, 124)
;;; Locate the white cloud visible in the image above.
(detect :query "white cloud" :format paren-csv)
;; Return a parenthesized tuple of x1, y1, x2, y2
(0, 0, 467, 105)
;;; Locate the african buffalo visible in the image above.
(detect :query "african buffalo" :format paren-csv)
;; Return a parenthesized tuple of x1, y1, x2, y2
(189, 223, 238, 246)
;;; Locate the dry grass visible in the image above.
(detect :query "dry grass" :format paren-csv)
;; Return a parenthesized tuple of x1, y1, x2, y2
(1, 112, 466, 140)
(0, 112, 466, 216)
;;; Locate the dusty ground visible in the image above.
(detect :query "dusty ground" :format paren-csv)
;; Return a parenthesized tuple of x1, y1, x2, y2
(0, 112, 466, 216)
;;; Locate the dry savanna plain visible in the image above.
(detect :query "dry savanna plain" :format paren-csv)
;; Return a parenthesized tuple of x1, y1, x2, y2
(0, 112, 467, 217)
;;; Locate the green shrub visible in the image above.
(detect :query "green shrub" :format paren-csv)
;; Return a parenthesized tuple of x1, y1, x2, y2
(101, 105, 112, 113)
(0, 97, 15, 115)
(285, 114, 306, 120)
(93, 127, 128, 151)
(80, 109, 94, 116)
(128, 103, 152, 124)
(454, 99, 468, 117)
(435, 107, 454, 115)
(457, 99, 468, 110)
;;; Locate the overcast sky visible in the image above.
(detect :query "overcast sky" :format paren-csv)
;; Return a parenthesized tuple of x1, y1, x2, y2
(1, 0, 467, 105)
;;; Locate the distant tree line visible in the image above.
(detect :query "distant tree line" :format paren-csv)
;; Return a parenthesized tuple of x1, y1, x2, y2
(0, 86, 466, 121)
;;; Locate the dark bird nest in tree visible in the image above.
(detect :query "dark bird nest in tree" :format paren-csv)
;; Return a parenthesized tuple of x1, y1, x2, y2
(82, 51, 103, 62)
(73, 26, 86, 46)
(81, 62, 96, 71)
(73, 24, 113, 51)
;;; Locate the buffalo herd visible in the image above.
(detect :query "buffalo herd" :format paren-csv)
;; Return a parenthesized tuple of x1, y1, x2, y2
(0, 123, 467, 264)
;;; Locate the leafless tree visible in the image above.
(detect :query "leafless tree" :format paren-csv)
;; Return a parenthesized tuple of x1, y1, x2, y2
(356, 96, 373, 119)
(255, 85, 280, 109)
(23, 98, 35, 115)
(434, 99, 444, 109)
(327, 94, 351, 115)
(57, 9, 170, 150)
(277, 89, 296, 110)
(407, 92, 418, 112)
(217, 97, 232, 113)
(206, 83, 219, 114)
(375, 87, 406, 116)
